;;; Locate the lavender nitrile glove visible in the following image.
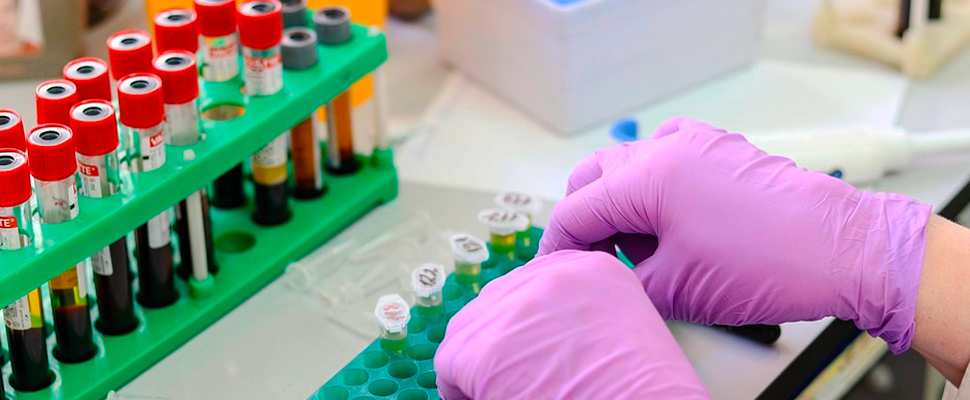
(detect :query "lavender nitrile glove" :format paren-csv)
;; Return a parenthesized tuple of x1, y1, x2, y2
(538, 117, 932, 354)
(435, 250, 710, 400)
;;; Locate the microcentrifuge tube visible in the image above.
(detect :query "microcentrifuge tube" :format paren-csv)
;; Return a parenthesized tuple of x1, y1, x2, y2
(450, 234, 489, 292)
(478, 209, 529, 260)
(495, 192, 542, 247)
(375, 294, 410, 355)
(70, 100, 138, 335)
(251, 134, 292, 225)
(27, 124, 98, 363)
(411, 264, 446, 319)
(0, 149, 54, 391)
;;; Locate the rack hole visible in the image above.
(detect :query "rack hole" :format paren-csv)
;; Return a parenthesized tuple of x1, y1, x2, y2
(360, 351, 389, 368)
(407, 344, 435, 361)
(398, 389, 429, 400)
(367, 379, 398, 397)
(388, 361, 417, 379)
(417, 371, 437, 389)
(316, 386, 349, 400)
(340, 368, 368, 386)
(202, 103, 246, 121)
(427, 326, 445, 344)
(215, 232, 256, 253)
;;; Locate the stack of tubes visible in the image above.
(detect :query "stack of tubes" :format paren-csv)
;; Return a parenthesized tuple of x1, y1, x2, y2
(0, 0, 386, 394)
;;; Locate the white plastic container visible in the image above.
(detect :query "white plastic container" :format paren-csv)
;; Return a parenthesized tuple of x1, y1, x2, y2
(432, 0, 767, 135)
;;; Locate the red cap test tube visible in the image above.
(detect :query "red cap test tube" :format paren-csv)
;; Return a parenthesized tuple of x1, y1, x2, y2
(0, 109, 26, 151)
(195, 0, 239, 82)
(238, 0, 283, 96)
(35, 80, 78, 126)
(117, 73, 166, 173)
(154, 8, 199, 53)
(63, 58, 112, 102)
(107, 30, 154, 81)
(154, 51, 201, 146)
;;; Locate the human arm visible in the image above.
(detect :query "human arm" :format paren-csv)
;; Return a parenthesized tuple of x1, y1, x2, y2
(539, 117, 970, 386)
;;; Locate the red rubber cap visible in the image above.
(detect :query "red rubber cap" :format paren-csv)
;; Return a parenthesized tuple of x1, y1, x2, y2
(154, 9, 199, 53)
(35, 80, 78, 126)
(70, 100, 119, 157)
(0, 149, 31, 207)
(0, 109, 26, 151)
(107, 30, 154, 81)
(195, 0, 237, 37)
(117, 73, 165, 129)
(27, 124, 77, 182)
(238, 1, 283, 50)
(63, 58, 112, 102)
(153, 51, 199, 105)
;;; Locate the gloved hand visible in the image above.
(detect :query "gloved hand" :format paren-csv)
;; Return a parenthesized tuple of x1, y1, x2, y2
(435, 250, 710, 400)
(538, 117, 932, 354)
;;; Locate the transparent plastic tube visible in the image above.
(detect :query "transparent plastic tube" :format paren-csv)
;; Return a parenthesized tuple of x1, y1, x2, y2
(375, 294, 410, 355)
(478, 209, 529, 260)
(411, 264, 445, 319)
(450, 234, 489, 292)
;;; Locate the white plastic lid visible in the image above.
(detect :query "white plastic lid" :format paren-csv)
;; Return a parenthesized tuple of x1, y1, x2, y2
(411, 263, 446, 297)
(495, 192, 542, 215)
(477, 209, 529, 235)
(450, 234, 489, 264)
(374, 294, 410, 333)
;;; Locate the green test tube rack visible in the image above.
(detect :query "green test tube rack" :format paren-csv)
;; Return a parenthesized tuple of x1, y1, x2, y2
(309, 228, 543, 400)
(0, 24, 394, 400)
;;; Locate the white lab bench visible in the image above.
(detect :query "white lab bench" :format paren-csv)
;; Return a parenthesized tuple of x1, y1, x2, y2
(0, 0, 966, 399)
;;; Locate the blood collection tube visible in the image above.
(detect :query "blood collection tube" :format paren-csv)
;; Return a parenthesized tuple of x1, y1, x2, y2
(200, 0, 244, 208)
(411, 264, 445, 319)
(238, 0, 283, 97)
(154, 51, 219, 288)
(63, 58, 112, 102)
(0, 109, 26, 151)
(154, 51, 201, 146)
(315, 7, 359, 175)
(494, 192, 542, 247)
(0, 149, 53, 392)
(153, 8, 199, 53)
(281, 0, 307, 29)
(195, 0, 240, 82)
(282, 27, 324, 198)
(107, 30, 155, 81)
(250, 133, 291, 225)
(35, 80, 78, 126)
(450, 234, 489, 292)
(27, 124, 98, 363)
(375, 294, 410, 355)
(71, 100, 138, 335)
(478, 209, 529, 261)
(117, 74, 178, 308)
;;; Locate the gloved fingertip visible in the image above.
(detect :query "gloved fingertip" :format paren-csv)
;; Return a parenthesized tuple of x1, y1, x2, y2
(654, 116, 723, 139)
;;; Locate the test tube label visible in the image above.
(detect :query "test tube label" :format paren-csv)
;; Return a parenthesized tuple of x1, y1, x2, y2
(165, 102, 202, 146)
(497, 192, 535, 208)
(251, 135, 287, 168)
(0, 214, 19, 248)
(36, 179, 78, 223)
(147, 211, 172, 249)
(201, 35, 240, 82)
(137, 128, 166, 171)
(3, 297, 31, 330)
(242, 46, 283, 96)
(91, 247, 114, 276)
